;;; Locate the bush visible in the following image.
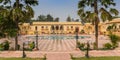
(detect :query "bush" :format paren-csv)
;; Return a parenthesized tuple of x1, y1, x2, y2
(3, 41, 10, 50)
(9, 47, 14, 51)
(109, 34, 120, 49)
(77, 42, 85, 50)
(80, 29, 85, 34)
(93, 42, 96, 49)
(0, 43, 4, 51)
(0, 32, 5, 38)
(29, 42, 35, 50)
(24, 48, 32, 51)
(112, 43, 118, 49)
(104, 43, 112, 49)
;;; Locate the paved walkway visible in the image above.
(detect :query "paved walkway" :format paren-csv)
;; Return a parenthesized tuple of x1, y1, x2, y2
(1, 50, 120, 60)
(46, 53, 71, 60)
(0, 35, 119, 60)
(36, 35, 110, 52)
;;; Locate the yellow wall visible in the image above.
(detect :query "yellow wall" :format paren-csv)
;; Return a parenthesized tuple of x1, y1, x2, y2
(19, 18, 120, 35)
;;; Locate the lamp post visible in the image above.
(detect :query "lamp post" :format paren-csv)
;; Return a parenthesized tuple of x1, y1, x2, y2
(35, 26, 39, 50)
(22, 42, 26, 58)
(85, 41, 90, 58)
(75, 27, 79, 48)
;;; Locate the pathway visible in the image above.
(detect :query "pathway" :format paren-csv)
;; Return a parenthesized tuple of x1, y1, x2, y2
(0, 35, 118, 60)
(46, 53, 71, 60)
(1, 50, 120, 60)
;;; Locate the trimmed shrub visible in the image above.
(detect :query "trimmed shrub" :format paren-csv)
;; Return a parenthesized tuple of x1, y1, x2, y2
(3, 41, 10, 50)
(80, 29, 85, 34)
(104, 43, 112, 49)
(0, 43, 4, 51)
(29, 42, 35, 50)
(93, 42, 96, 49)
(77, 42, 85, 50)
(109, 34, 120, 49)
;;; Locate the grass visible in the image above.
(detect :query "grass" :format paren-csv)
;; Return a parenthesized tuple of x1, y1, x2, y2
(0, 58, 45, 60)
(72, 56, 120, 60)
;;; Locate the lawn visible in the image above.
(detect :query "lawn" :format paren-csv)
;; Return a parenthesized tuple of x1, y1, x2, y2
(72, 56, 120, 60)
(0, 58, 45, 60)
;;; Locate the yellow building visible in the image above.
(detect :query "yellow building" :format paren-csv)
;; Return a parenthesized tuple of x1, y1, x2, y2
(19, 18, 120, 35)
(100, 18, 120, 35)
(19, 22, 95, 35)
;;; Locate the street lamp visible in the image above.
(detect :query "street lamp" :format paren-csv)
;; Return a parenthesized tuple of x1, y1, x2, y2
(75, 27, 79, 48)
(22, 42, 26, 58)
(35, 26, 39, 50)
(85, 41, 90, 58)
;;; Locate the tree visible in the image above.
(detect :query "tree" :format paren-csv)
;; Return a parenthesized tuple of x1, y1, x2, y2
(0, 0, 38, 50)
(107, 24, 117, 34)
(46, 14, 54, 22)
(54, 17, 59, 22)
(0, 17, 17, 38)
(78, 0, 119, 49)
(36, 14, 59, 22)
(109, 34, 120, 49)
(37, 15, 46, 22)
(0, 5, 17, 38)
(75, 19, 79, 22)
(66, 16, 71, 22)
(0, 15, 5, 38)
(72, 18, 74, 22)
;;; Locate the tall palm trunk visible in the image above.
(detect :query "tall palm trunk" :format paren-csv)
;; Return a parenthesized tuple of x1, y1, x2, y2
(15, 0, 19, 50)
(94, 0, 99, 49)
(16, 0, 19, 7)
(15, 19, 19, 50)
(15, 34, 18, 50)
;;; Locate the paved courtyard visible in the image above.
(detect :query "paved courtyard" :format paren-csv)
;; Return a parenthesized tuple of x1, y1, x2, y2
(0, 35, 120, 60)
(34, 35, 110, 52)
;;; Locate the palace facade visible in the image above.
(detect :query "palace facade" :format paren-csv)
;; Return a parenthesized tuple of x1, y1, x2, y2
(19, 18, 120, 35)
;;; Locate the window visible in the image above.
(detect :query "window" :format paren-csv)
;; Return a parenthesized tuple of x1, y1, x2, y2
(60, 25, 63, 30)
(35, 26, 37, 30)
(56, 26, 59, 30)
(51, 25, 54, 30)
(46, 26, 48, 29)
(67, 26, 69, 30)
(41, 26, 44, 29)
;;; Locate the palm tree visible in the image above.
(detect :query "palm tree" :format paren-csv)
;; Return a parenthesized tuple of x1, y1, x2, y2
(12, 0, 38, 50)
(0, 0, 38, 50)
(107, 24, 117, 34)
(0, 1, 14, 37)
(0, 17, 17, 38)
(78, 0, 119, 49)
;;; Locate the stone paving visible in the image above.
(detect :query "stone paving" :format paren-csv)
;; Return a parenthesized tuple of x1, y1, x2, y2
(36, 35, 110, 52)
(0, 35, 120, 60)
(1, 50, 120, 60)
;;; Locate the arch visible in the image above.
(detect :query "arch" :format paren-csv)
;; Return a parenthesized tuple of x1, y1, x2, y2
(60, 25, 63, 30)
(56, 25, 59, 30)
(51, 25, 55, 30)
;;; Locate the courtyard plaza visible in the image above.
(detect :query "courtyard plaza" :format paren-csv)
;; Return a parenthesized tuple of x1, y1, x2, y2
(17, 34, 110, 52)
(0, 35, 120, 60)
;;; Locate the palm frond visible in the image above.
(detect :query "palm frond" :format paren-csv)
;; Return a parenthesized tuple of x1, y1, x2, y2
(24, 0, 38, 6)
(100, 8, 112, 21)
(26, 5, 34, 18)
(78, 0, 86, 8)
(110, 8, 119, 16)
